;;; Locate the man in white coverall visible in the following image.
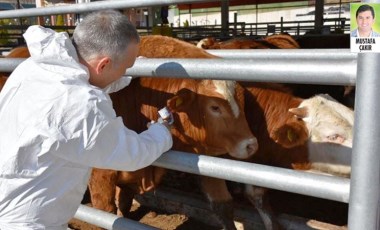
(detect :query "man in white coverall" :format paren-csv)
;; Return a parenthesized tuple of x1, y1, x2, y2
(0, 10, 173, 229)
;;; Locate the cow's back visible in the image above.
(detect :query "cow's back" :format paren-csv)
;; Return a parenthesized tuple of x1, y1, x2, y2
(264, 34, 300, 49)
(139, 35, 217, 58)
(6, 46, 30, 58)
(197, 34, 300, 49)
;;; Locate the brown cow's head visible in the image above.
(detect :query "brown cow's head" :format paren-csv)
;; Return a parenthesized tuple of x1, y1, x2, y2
(166, 79, 258, 160)
(137, 35, 257, 160)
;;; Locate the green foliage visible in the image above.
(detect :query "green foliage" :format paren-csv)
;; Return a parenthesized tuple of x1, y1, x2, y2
(0, 19, 12, 45)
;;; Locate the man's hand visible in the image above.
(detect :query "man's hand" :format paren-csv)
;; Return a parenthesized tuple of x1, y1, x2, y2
(146, 120, 172, 131)
(159, 120, 172, 131)
(146, 106, 174, 131)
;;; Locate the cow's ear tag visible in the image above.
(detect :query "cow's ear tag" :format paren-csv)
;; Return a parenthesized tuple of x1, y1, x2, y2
(176, 97, 183, 107)
(167, 88, 195, 112)
(287, 129, 294, 142)
(271, 122, 308, 148)
(167, 95, 182, 112)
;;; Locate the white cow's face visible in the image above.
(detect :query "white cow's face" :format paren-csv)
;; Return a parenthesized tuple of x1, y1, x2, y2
(289, 94, 354, 177)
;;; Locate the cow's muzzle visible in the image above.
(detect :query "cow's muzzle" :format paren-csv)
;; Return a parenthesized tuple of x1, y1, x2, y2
(231, 137, 258, 159)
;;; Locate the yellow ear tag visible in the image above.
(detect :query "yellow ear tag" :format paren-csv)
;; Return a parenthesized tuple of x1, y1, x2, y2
(287, 129, 294, 142)
(176, 97, 183, 107)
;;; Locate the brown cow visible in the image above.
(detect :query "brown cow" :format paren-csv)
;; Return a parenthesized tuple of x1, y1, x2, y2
(197, 35, 355, 109)
(90, 35, 258, 230)
(197, 34, 300, 49)
(239, 82, 353, 229)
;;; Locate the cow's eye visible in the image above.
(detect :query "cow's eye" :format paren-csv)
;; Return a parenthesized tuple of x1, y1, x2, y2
(210, 105, 221, 114)
(327, 134, 338, 140)
(327, 134, 344, 143)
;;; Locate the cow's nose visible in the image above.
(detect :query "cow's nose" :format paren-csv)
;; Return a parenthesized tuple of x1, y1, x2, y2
(246, 138, 258, 156)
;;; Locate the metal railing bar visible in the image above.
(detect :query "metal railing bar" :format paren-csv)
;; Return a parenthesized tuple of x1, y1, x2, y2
(73, 205, 158, 230)
(153, 151, 350, 203)
(207, 49, 357, 60)
(0, 58, 24, 72)
(0, 57, 357, 85)
(127, 58, 356, 85)
(0, 0, 215, 19)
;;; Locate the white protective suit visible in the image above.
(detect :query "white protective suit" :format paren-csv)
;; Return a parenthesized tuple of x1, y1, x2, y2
(0, 26, 173, 229)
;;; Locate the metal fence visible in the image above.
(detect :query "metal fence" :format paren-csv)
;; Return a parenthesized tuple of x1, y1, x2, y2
(0, 1, 379, 230)
(165, 17, 350, 40)
(0, 17, 349, 49)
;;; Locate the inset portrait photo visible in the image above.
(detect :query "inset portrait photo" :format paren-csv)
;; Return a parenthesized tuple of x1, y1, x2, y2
(351, 3, 380, 37)
(350, 3, 380, 52)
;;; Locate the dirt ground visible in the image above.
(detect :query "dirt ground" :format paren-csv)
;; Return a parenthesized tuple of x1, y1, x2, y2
(68, 171, 220, 230)
(69, 201, 220, 230)
(68, 170, 348, 230)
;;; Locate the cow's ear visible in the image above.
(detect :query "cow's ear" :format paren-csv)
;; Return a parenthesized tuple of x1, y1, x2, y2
(289, 107, 308, 118)
(271, 122, 308, 148)
(167, 88, 196, 112)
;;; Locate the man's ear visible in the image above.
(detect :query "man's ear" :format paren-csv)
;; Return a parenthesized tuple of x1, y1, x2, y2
(270, 122, 308, 148)
(95, 56, 111, 74)
(167, 88, 196, 112)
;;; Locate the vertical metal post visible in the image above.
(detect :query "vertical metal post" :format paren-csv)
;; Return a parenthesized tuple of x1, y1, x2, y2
(255, 3, 258, 35)
(297, 23, 300, 35)
(178, 8, 181, 27)
(338, 0, 342, 19)
(314, 0, 324, 31)
(233, 12, 237, 36)
(348, 53, 380, 230)
(75, 0, 90, 25)
(221, 0, 229, 37)
(144, 9, 149, 34)
(16, 0, 24, 44)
